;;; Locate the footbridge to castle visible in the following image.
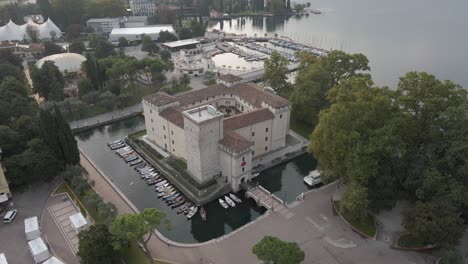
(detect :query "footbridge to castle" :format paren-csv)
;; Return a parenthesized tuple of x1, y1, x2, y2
(241, 183, 285, 211)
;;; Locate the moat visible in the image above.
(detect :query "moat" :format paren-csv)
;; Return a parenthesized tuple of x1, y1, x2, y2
(76, 116, 316, 243)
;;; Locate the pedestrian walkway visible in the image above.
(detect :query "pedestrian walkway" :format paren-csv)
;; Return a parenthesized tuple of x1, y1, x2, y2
(69, 104, 143, 132)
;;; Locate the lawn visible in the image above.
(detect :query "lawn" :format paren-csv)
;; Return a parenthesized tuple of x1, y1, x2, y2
(397, 233, 427, 248)
(335, 202, 376, 238)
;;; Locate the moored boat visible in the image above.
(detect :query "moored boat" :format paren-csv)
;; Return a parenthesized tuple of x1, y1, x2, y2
(155, 180, 168, 187)
(177, 205, 187, 214)
(187, 207, 198, 219)
(200, 207, 206, 221)
(229, 193, 242, 203)
(225, 196, 236, 207)
(219, 198, 229, 209)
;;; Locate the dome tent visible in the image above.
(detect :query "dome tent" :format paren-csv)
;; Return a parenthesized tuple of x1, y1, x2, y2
(36, 53, 87, 73)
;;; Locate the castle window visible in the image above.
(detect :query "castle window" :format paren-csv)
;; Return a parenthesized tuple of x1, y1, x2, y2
(172, 140, 174, 144)
(252, 151, 255, 156)
(265, 127, 269, 132)
(242, 156, 245, 162)
(265, 137, 268, 141)
(163, 125, 165, 130)
(150, 109, 152, 114)
(151, 118, 153, 123)
(173, 148, 175, 152)
(164, 135, 166, 139)
(152, 128, 154, 132)
(265, 146, 268, 151)
(171, 130, 174, 135)
(280, 114, 283, 119)
(242, 167, 245, 172)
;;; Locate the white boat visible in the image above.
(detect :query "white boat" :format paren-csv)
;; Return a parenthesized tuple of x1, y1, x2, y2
(251, 173, 260, 178)
(155, 180, 168, 187)
(304, 170, 322, 187)
(229, 193, 242, 203)
(187, 206, 198, 219)
(218, 198, 229, 209)
(224, 196, 236, 207)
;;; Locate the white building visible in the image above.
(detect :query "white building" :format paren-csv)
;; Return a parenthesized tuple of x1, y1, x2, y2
(36, 53, 87, 75)
(143, 80, 290, 191)
(86, 18, 121, 34)
(24, 216, 41, 241)
(129, 0, 158, 16)
(165, 39, 217, 76)
(109, 25, 175, 42)
(28, 237, 50, 263)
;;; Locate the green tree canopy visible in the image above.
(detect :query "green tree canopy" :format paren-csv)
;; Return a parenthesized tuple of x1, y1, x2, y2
(77, 224, 118, 264)
(68, 40, 85, 54)
(264, 51, 290, 96)
(252, 236, 305, 264)
(141, 35, 159, 54)
(30, 61, 65, 101)
(157, 30, 178, 43)
(178, 27, 193, 40)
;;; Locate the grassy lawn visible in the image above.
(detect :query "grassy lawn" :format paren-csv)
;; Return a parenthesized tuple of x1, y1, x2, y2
(335, 202, 376, 238)
(289, 114, 314, 139)
(397, 233, 426, 248)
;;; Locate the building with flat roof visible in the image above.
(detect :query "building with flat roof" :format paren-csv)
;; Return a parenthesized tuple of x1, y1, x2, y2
(109, 25, 175, 42)
(162, 39, 201, 52)
(129, 0, 158, 16)
(86, 18, 121, 34)
(143, 81, 290, 191)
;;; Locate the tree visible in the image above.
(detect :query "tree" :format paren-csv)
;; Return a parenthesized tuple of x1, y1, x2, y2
(204, 71, 216, 85)
(0, 63, 24, 83)
(264, 51, 290, 96)
(39, 105, 80, 165)
(252, 236, 304, 264)
(403, 201, 464, 248)
(43, 40, 63, 56)
(50, 0, 84, 29)
(64, 24, 84, 41)
(77, 224, 118, 264)
(68, 40, 85, 54)
(118, 37, 128, 47)
(160, 50, 171, 61)
(83, 192, 102, 212)
(95, 39, 115, 59)
(82, 53, 104, 91)
(141, 35, 159, 54)
(26, 25, 39, 42)
(85, 0, 126, 18)
(439, 250, 464, 264)
(110, 208, 168, 264)
(179, 73, 191, 87)
(37, 0, 52, 19)
(30, 61, 65, 101)
(157, 30, 178, 43)
(339, 184, 369, 221)
(78, 78, 95, 98)
(178, 27, 193, 40)
(0, 49, 22, 68)
(286, 0, 291, 10)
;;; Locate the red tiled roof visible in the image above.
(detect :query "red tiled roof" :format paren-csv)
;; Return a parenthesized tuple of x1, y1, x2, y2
(144, 92, 177, 107)
(159, 107, 184, 128)
(219, 130, 253, 153)
(223, 108, 274, 131)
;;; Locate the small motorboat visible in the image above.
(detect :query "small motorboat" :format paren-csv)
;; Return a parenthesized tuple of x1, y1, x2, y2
(229, 193, 242, 203)
(129, 159, 143, 166)
(171, 199, 185, 208)
(155, 180, 168, 187)
(156, 184, 170, 191)
(125, 155, 139, 162)
(251, 173, 260, 178)
(187, 207, 198, 219)
(108, 139, 123, 146)
(177, 205, 187, 214)
(200, 207, 206, 221)
(134, 163, 147, 170)
(164, 193, 180, 201)
(147, 178, 159, 185)
(184, 204, 192, 214)
(304, 170, 322, 187)
(219, 198, 229, 209)
(160, 190, 175, 198)
(168, 196, 183, 205)
(225, 196, 236, 207)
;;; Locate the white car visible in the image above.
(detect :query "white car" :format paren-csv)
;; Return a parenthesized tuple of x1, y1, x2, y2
(3, 209, 18, 223)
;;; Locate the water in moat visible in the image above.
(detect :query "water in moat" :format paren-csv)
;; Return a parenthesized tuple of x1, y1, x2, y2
(76, 116, 313, 243)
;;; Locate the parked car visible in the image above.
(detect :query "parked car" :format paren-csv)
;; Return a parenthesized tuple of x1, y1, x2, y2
(3, 209, 18, 223)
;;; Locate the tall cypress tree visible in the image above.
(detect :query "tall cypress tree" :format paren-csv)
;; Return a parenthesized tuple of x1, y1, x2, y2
(39, 106, 79, 165)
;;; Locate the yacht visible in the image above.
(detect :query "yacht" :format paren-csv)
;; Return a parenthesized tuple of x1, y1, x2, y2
(304, 170, 322, 187)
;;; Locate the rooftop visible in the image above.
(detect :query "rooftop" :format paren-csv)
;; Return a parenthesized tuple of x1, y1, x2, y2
(43, 257, 65, 264)
(183, 105, 223, 123)
(159, 107, 184, 128)
(110, 25, 175, 35)
(87, 18, 120, 23)
(224, 108, 275, 131)
(69, 212, 87, 229)
(219, 130, 254, 154)
(0, 253, 6, 264)
(162, 39, 200, 48)
(28, 237, 48, 255)
(24, 216, 39, 233)
(144, 92, 178, 107)
(217, 74, 242, 83)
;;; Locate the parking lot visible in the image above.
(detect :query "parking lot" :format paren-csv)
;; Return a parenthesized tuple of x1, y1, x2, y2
(0, 183, 53, 264)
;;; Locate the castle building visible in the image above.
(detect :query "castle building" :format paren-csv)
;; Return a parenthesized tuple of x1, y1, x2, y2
(142, 79, 290, 191)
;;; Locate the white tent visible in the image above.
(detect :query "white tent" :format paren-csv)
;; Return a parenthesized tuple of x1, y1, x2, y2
(0, 253, 8, 264)
(69, 212, 88, 234)
(36, 53, 87, 73)
(24, 216, 41, 241)
(28, 237, 50, 263)
(0, 18, 62, 41)
(43, 257, 65, 264)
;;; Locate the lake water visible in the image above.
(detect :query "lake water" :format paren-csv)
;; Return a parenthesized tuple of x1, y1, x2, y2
(76, 116, 313, 243)
(207, 0, 468, 88)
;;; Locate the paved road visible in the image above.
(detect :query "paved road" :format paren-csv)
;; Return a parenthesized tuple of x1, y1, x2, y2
(80, 149, 434, 264)
(0, 183, 53, 264)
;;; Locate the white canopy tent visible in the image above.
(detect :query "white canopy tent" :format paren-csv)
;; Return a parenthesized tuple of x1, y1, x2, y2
(0, 253, 8, 264)
(28, 237, 50, 263)
(43, 257, 65, 264)
(24, 216, 41, 241)
(0, 18, 62, 42)
(69, 212, 88, 234)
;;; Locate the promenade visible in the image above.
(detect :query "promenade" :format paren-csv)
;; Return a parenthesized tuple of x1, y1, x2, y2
(79, 151, 433, 264)
(69, 104, 143, 132)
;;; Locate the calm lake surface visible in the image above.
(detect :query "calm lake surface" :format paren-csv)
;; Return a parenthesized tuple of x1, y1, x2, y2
(76, 116, 313, 242)
(207, 0, 468, 88)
